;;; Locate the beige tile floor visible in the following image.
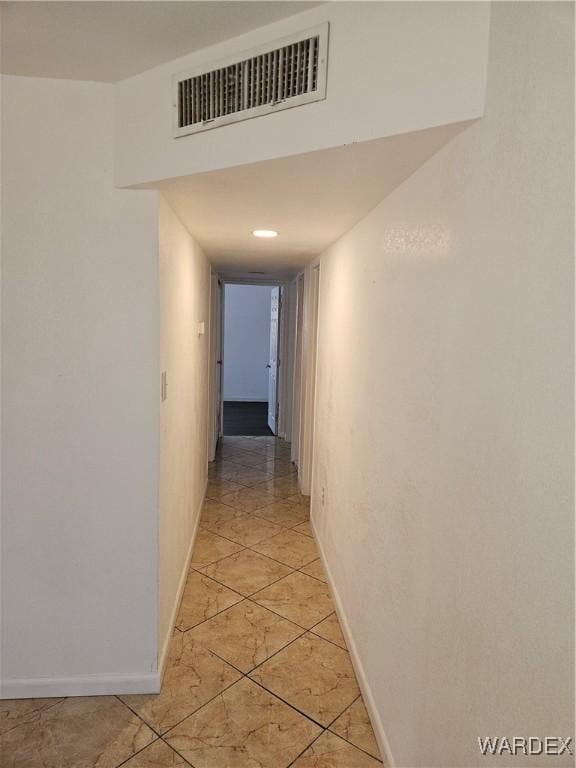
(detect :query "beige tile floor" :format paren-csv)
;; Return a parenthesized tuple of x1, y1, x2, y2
(0, 436, 383, 768)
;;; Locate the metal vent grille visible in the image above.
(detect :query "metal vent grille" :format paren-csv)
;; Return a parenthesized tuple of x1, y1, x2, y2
(173, 24, 328, 137)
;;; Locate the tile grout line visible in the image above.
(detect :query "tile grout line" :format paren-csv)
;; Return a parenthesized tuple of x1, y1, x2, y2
(245, 672, 382, 762)
(196, 520, 313, 560)
(113, 741, 156, 768)
(214, 462, 297, 479)
(243, 598, 345, 652)
(114, 646, 378, 767)
(176, 586, 245, 632)
(112, 734, 195, 768)
(210, 466, 302, 495)
(183, 587, 348, 660)
(247, 675, 331, 731)
(157, 674, 244, 741)
(198, 507, 312, 552)
(196, 562, 298, 600)
(146, 443, 378, 765)
(156, 736, 196, 767)
(201, 509, 309, 535)
(185, 534, 338, 638)
(9, 441, 374, 768)
(113, 695, 164, 740)
(286, 729, 328, 767)
(323, 693, 385, 764)
(245, 544, 318, 571)
(195, 512, 324, 581)
(198, 527, 310, 565)
(189, 543, 250, 572)
(185, 523, 343, 649)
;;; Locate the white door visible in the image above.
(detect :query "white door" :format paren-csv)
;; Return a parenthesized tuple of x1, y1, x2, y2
(267, 287, 280, 434)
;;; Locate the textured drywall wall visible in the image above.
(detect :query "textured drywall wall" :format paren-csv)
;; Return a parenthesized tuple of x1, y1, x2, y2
(1, 76, 159, 689)
(158, 197, 211, 656)
(313, 4, 574, 765)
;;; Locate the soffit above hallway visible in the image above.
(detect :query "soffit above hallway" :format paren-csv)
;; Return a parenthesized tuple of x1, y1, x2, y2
(155, 121, 471, 275)
(0, 1, 322, 83)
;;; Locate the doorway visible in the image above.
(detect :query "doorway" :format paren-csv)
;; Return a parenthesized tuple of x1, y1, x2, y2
(221, 283, 281, 436)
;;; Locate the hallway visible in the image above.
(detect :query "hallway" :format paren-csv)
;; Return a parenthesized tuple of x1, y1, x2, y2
(0, 437, 382, 768)
(0, 4, 572, 766)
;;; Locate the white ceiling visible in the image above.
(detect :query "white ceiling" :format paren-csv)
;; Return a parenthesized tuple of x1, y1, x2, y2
(1, 1, 320, 82)
(156, 122, 470, 276)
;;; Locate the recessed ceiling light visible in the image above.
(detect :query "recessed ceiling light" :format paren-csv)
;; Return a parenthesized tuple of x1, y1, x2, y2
(252, 229, 279, 238)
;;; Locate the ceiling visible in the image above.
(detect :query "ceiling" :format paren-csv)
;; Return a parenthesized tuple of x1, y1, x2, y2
(1, 1, 321, 82)
(156, 121, 470, 276)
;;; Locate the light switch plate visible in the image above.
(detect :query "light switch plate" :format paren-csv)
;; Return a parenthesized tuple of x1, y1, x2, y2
(198, 321, 206, 335)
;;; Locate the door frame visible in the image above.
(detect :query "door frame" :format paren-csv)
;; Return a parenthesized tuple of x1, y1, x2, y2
(267, 286, 281, 435)
(277, 279, 297, 442)
(291, 274, 305, 463)
(292, 264, 320, 494)
(209, 275, 293, 448)
(208, 272, 224, 461)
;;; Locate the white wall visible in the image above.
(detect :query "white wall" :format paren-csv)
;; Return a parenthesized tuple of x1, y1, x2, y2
(312, 4, 574, 767)
(0, 76, 160, 695)
(158, 196, 210, 668)
(223, 284, 272, 402)
(115, 2, 489, 187)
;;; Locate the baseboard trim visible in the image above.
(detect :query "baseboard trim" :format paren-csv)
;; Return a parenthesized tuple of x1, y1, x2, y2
(157, 476, 207, 682)
(311, 517, 396, 768)
(1, 479, 209, 701)
(0, 672, 160, 699)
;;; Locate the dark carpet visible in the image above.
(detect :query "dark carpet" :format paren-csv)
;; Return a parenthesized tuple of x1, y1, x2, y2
(223, 401, 273, 436)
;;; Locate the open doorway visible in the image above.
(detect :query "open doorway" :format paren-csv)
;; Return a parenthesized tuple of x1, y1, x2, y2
(222, 283, 280, 436)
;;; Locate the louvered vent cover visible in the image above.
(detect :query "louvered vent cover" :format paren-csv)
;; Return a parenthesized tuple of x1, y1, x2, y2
(173, 24, 328, 137)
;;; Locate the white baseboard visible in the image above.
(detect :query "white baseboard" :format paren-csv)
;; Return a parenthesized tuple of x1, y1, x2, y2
(223, 397, 268, 403)
(311, 517, 396, 768)
(1, 478, 209, 701)
(0, 672, 160, 699)
(157, 477, 207, 682)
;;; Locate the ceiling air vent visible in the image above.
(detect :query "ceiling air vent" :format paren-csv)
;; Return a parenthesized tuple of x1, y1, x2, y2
(173, 23, 328, 137)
